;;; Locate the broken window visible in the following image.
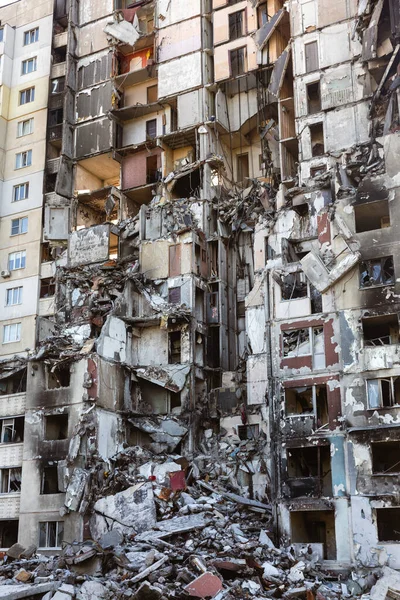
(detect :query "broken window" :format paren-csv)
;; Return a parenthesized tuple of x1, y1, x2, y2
(376, 509, 400, 542)
(310, 164, 327, 177)
(372, 442, 400, 474)
(354, 199, 390, 233)
(39, 521, 64, 549)
(367, 377, 400, 409)
(290, 510, 336, 559)
(307, 81, 321, 114)
(230, 47, 246, 77)
(285, 384, 328, 425)
(207, 326, 220, 368)
(280, 272, 308, 300)
(0, 468, 21, 493)
(0, 371, 26, 396)
(237, 424, 259, 440)
(0, 417, 24, 443)
(359, 256, 395, 288)
(237, 153, 249, 183)
(147, 85, 158, 104)
(40, 278, 56, 298)
(362, 314, 399, 346)
(283, 329, 311, 358)
(146, 119, 157, 139)
(310, 122, 324, 156)
(41, 465, 59, 494)
(168, 331, 181, 364)
(44, 414, 68, 441)
(46, 364, 71, 389)
(168, 287, 181, 304)
(283, 239, 309, 263)
(305, 41, 319, 73)
(286, 446, 331, 497)
(0, 521, 18, 548)
(229, 10, 244, 40)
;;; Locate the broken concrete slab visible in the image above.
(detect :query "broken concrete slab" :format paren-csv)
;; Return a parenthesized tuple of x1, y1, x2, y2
(64, 468, 89, 512)
(136, 513, 208, 542)
(0, 583, 57, 599)
(133, 582, 162, 600)
(76, 581, 110, 600)
(99, 528, 124, 549)
(370, 567, 400, 600)
(91, 482, 157, 539)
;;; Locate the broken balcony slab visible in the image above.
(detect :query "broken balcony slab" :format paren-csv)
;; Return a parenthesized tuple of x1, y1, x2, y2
(91, 481, 157, 539)
(135, 513, 208, 542)
(135, 364, 190, 392)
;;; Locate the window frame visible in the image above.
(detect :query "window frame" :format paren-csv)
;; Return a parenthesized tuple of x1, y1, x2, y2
(15, 150, 32, 170)
(19, 87, 35, 105)
(38, 521, 64, 549)
(6, 287, 22, 307)
(21, 57, 37, 75)
(11, 217, 28, 236)
(229, 9, 245, 41)
(3, 323, 21, 344)
(359, 256, 395, 289)
(8, 250, 26, 271)
(229, 46, 246, 78)
(367, 377, 400, 409)
(13, 182, 29, 202)
(23, 28, 39, 46)
(282, 326, 325, 367)
(17, 118, 34, 137)
(0, 467, 22, 494)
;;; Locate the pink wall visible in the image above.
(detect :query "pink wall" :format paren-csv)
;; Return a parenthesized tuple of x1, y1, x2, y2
(122, 149, 162, 190)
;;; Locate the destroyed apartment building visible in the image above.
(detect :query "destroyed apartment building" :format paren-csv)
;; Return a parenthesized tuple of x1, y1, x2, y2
(0, 0, 399, 594)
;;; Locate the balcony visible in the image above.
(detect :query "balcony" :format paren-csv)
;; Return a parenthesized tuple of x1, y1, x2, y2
(39, 296, 56, 317)
(0, 393, 26, 418)
(38, 439, 69, 459)
(0, 494, 20, 519)
(51, 62, 66, 79)
(47, 157, 60, 174)
(53, 31, 67, 48)
(48, 124, 63, 143)
(283, 477, 322, 499)
(0, 443, 23, 466)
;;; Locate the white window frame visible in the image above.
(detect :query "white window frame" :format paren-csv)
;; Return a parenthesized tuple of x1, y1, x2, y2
(11, 217, 28, 236)
(8, 251, 26, 271)
(39, 521, 64, 549)
(1, 419, 15, 443)
(13, 182, 29, 202)
(3, 323, 21, 343)
(0, 468, 22, 494)
(17, 118, 34, 137)
(367, 377, 400, 409)
(6, 287, 22, 306)
(21, 57, 37, 75)
(19, 87, 35, 105)
(23, 28, 39, 46)
(15, 150, 32, 169)
(285, 384, 327, 419)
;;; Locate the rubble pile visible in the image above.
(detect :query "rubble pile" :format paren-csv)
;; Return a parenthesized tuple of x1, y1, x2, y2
(0, 445, 388, 599)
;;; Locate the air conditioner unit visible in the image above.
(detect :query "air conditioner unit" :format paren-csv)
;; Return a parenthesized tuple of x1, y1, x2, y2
(0, 270, 11, 278)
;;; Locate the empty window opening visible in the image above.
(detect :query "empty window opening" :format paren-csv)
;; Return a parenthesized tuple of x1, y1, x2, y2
(146, 119, 157, 139)
(286, 446, 332, 497)
(49, 108, 63, 126)
(207, 289, 219, 323)
(53, 46, 66, 64)
(146, 155, 159, 184)
(46, 364, 70, 389)
(168, 287, 181, 304)
(172, 168, 201, 198)
(0, 417, 24, 443)
(147, 85, 158, 104)
(40, 278, 56, 299)
(290, 510, 336, 559)
(230, 47, 246, 77)
(170, 391, 181, 411)
(310, 123, 324, 157)
(195, 288, 204, 322)
(138, 381, 178, 415)
(44, 414, 68, 441)
(39, 521, 64, 549)
(41, 465, 59, 494)
(207, 326, 220, 368)
(310, 164, 327, 177)
(376, 508, 400, 542)
(354, 199, 390, 233)
(237, 424, 259, 440)
(229, 10, 244, 40)
(360, 257, 394, 288)
(283, 326, 325, 367)
(280, 272, 308, 300)
(367, 377, 400, 409)
(283, 239, 309, 263)
(362, 314, 399, 346)
(195, 333, 205, 367)
(310, 284, 322, 314)
(372, 441, 400, 474)
(0, 468, 21, 494)
(168, 331, 181, 364)
(307, 81, 321, 114)
(237, 153, 249, 183)
(285, 385, 328, 425)
(0, 371, 27, 396)
(305, 41, 319, 73)
(0, 521, 19, 549)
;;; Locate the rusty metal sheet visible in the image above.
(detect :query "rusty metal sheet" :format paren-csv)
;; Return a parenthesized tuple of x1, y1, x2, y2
(268, 45, 291, 97)
(169, 470, 186, 491)
(169, 244, 181, 277)
(254, 9, 286, 50)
